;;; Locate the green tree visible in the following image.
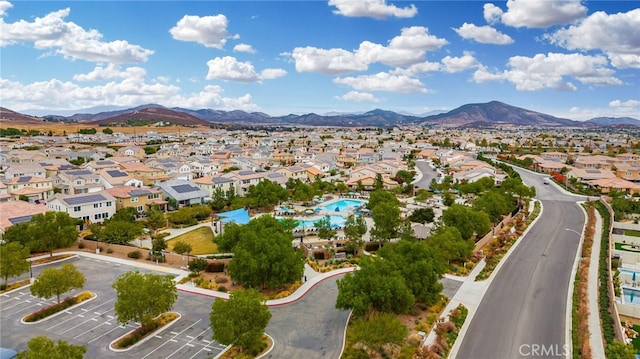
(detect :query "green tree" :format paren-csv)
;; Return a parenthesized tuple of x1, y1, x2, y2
(442, 204, 491, 241)
(350, 313, 408, 356)
(605, 341, 635, 359)
(379, 240, 446, 305)
(172, 241, 192, 264)
(314, 216, 337, 242)
(102, 127, 114, 135)
(370, 201, 401, 243)
(210, 187, 228, 211)
(336, 256, 414, 317)
(100, 220, 144, 245)
(473, 190, 514, 223)
(110, 207, 139, 223)
(146, 207, 165, 234)
(17, 336, 86, 359)
(392, 170, 415, 185)
(367, 190, 399, 210)
(30, 263, 85, 304)
(112, 271, 178, 326)
(442, 192, 455, 207)
(408, 207, 435, 224)
(246, 179, 289, 209)
(228, 216, 305, 289)
(0, 242, 31, 287)
(210, 289, 272, 354)
(343, 214, 367, 255)
(374, 173, 384, 190)
(10, 212, 79, 257)
(425, 226, 474, 264)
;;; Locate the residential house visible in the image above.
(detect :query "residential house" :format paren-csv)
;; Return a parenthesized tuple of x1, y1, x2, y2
(588, 177, 640, 196)
(55, 169, 104, 194)
(98, 169, 142, 188)
(453, 167, 506, 185)
(4, 163, 47, 179)
(221, 170, 267, 196)
(47, 191, 117, 224)
(193, 176, 237, 197)
(573, 155, 614, 170)
(82, 160, 121, 173)
(188, 156, 220, 178)
(4, 176, 55, 202)
(566, 168, 616, 184)
(275, 165, 308, 182)
(106, 185, 166, 213)
(157, 179, 209, 207)
(120, 162, 171, 186)
(117, 146, 146, 159)
(615, 163, 640, 183)
(8, 150, 47, 164)
(0, 201, 49, 236)
(146, 158, 192, 181)
(345, 174, 398, 191)
(0, 182, 10, 202)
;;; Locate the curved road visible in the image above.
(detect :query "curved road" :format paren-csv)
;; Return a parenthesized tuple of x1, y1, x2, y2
(457, 169, 587, 359)
(266, 275, 350, 359)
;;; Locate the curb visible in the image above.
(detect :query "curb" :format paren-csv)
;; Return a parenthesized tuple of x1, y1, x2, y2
(21, 291, 97, 325)
(109, 312, 182, 352)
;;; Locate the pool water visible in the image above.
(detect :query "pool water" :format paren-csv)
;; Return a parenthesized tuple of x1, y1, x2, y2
(623, 288, 640, 305)
(620, 269, 640, 278)
(296, 215, 346, 229)
(320, 199, 366, 212)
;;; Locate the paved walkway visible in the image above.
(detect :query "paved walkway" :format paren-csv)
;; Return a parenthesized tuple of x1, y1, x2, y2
(588, 207, 606, 357)
(31, 250, 355, 307)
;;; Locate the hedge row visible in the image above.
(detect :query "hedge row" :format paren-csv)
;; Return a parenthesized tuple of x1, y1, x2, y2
(594, 201, 615, 345)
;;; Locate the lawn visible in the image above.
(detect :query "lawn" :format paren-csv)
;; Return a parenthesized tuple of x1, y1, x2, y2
(625, 230, 640, 238)
(167, 226, 218, 255)
(632, 325, 640, 353)
(615, 242, 640, 253)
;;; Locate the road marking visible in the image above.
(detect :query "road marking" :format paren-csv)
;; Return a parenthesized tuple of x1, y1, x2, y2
(202, 340, 211, 344)
(186, 335, 194, 339)
(141, 319, 202, 359)
(78, 314, 85, 318)
(166, 327, 211, 359)
(107, 315, 114, 319)
(73, 321, 108, 339)
(93, 312, 101, 315)
(170, 331, 179, 335)
(87, 324, 130, 344)
(185, 344, 194, 347)
(81, 308, 88, 312)
(155, 335, 162, 339)
(91, 318, 98, 321)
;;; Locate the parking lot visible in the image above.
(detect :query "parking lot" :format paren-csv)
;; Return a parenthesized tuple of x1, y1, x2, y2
(0, 256, 226, 359)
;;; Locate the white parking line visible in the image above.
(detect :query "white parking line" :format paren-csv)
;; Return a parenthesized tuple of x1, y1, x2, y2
(73, 321, 111, 339)
(86, 323, 130, 344)
(140, 319, 202, 359)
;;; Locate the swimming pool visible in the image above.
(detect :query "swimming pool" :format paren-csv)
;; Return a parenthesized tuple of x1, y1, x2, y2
(623, 288, 640, 305)
(320, 199, 366, 213)
(620, 269, 640, 278)
(296, 215, 347, 229)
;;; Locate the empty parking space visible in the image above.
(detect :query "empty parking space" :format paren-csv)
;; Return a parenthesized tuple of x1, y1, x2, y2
(0, 256, 224, 359)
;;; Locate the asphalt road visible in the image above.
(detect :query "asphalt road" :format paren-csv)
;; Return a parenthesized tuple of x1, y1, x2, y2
(456, 169, 587, 359)
(0, 257, 225, 359)
(265, 275, 350, 359)
(413, 160, 440, 190)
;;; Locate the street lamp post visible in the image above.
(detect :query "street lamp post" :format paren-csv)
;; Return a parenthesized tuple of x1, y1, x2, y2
(95, 235, 99, 254)
(29, 260, 33, 284)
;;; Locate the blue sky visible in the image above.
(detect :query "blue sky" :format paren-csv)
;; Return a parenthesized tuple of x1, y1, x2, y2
(1, 0, 638, 120)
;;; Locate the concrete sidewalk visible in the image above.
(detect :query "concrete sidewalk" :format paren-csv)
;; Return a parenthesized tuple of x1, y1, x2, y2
(32, 251, 354, 306)
(588, 207, 606, 357)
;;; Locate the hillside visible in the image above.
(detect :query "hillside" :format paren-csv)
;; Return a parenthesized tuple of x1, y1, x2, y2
(91, 107, 210, 127)
(421, 101, 580, 128)
(0, 107, 45, 125)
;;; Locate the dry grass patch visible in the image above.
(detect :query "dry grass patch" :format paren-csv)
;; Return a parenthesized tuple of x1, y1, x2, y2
(167, 227, 218, 255)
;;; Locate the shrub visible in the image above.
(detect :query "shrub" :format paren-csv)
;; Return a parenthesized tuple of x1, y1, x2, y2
(217, 286, 228, 292)
(313, 251, 325, 260)
(127, 250, 141, 259)
(205, 261, 226, 273)
(214, 277, 228, 284)
(188, 258, 208, 272)
(106, 248, 114, 254)
(78, 242, 85, 249)
(364, 241, 382, 252)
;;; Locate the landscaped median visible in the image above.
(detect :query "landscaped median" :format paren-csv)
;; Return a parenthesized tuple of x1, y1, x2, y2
(21, 290, 96, 324)
(109, 312, 181, 351)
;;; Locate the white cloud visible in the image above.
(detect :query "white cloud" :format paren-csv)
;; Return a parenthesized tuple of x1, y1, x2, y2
(335, 91, 381, 102)
(483, 4, 503, 24)
(169, 14, 237, 49)
(291, 26, 447, 74)
(0, 7, 153, 62)
(546, 9, 640, 69)
(73, 64, 146, 82)
(328, 0, 417, 19)
(484, 0, 587, 28)
(441, 52, 479, 73)
(206, 56, 286, 82)
(391, 61, 441, 76)
(0, 76, 258, 112)
(472, 52, 622, 91)
(233, 43, 256, 54)
(453, 23, 514, 45)
(334, 72, 426, 93)
(609, 99, 640, 108)
(0, 0, 12, 17)
(291, 47, 367, 75)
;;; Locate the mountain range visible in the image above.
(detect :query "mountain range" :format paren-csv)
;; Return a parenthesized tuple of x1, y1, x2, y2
(1, 101, 638, 129)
